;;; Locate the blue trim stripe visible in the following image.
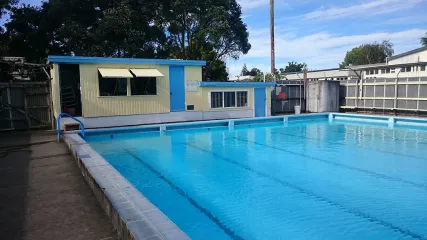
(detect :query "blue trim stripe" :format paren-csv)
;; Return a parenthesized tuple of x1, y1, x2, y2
(199, 82, 276, 87)
(48, 55, 206, 66)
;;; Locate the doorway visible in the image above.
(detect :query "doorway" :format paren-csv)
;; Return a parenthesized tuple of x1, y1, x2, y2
(59, 64, 82, 117)
(254, 87, 266, 117)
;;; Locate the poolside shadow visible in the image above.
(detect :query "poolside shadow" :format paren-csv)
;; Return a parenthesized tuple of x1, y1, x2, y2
(0, 131, 39, 239)
(0, 130, 118, 240)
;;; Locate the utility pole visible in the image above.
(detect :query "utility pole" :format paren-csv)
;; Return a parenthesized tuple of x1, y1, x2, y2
(270, 0, 275, 80)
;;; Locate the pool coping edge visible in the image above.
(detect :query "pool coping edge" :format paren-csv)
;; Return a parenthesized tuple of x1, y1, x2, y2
(63, 133, 190, 240)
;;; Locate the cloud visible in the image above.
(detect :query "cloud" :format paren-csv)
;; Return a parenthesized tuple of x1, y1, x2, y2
(303, 0, 423, 21)
(379, 15, 427, 25)
(228, 28, 427, 76)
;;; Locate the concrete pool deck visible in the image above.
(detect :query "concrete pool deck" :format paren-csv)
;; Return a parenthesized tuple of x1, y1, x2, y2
(0, 131, 117, 240)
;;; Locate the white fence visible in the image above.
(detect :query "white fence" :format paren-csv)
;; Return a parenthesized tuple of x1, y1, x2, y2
(340, 77, 427, 113)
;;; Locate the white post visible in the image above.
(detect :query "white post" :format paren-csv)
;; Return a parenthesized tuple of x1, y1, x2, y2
(328, 113, 334, 123)
(388, 117, 395, 128)
(229, 120, 235, 131)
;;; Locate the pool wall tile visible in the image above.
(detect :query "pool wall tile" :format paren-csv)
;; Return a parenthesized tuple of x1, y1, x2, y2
(63, 133, 190, 240)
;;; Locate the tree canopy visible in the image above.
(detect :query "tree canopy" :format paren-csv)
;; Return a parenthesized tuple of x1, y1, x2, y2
(240, 64, 249, 76)
(0, 0, 16, 19)
(280, 61, 306, 73)
(248, 67, 261, 76)
(340, 40, 394, 68)
(0, 0, 251, 80)
(422, 33, 427, 47)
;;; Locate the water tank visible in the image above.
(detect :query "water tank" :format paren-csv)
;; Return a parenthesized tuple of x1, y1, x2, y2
(307, 80, 340, 113)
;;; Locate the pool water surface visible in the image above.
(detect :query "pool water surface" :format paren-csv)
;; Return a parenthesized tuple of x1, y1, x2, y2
(85, 120, 427, 240)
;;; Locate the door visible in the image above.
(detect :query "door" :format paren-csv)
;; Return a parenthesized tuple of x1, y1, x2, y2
(254, 87, 266, 117)
(169, 66, 185, 112)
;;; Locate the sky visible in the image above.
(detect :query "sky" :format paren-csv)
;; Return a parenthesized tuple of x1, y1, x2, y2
(229, 0, 427, 76)
(18, 0, 427, 76)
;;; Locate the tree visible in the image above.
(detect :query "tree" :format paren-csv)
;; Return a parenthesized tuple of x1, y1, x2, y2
(3, 0, 172, 60)
(0, 0, 16, 19)
(159, 0, 250, 79)
(340, 40, 394, 68)
(282, 61, 306, 73)
(241, 64, 249, 76)
(200, 42, 228, 80)
(264, 73, 274, 82)
(422, 33, 427, 47)
(262, 68, 280, 81)
(4, 4, 59, 62)
(1, 0, 251, 80)
(253, 73, 263, 82)
(0, 0, 17, 55)
(248, 67, 261, 76)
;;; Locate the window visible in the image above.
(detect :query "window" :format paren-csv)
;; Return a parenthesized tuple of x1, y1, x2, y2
(386, 68, 391, 73)
(211, 92, 223, 108)
(381, 69, 386, 74)
(99, 76, 127, 96)
(374, 69, 379, 74)
(421, 65, 426, 71)
(366, 70, 370, 75)
(210, 91, 248, 109)
(224, 92, 236, 107)
(237, 91, 248, 107)
(369, 69, 374, 75)
(401, 66, 411, 72)
(130, 77, 157, 95)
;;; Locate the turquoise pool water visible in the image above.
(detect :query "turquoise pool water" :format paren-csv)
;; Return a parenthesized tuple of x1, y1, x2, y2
(86, 119, 427, 240)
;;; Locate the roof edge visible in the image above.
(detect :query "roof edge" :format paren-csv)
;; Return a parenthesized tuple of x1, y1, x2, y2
(47, 56, 206, 66)
(200, 81, 276, 87)
(389, 46, 427, 60)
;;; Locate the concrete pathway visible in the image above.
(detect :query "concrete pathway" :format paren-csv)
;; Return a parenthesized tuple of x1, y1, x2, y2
(0, 131, 117, 240)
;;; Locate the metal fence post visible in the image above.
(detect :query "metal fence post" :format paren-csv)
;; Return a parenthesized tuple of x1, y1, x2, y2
(6, 86, 14, 130)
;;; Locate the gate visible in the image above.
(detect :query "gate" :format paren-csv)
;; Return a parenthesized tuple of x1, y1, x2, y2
(272, 80, 306, 115)
(0, 82, 52, 130)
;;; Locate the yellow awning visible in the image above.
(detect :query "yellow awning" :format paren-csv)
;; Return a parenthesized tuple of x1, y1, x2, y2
(130, 69, 164, 77)
(98, 68, 133, 78)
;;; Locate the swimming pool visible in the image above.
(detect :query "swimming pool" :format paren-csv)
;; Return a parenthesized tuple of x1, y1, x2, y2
(85, 115, 427, 240)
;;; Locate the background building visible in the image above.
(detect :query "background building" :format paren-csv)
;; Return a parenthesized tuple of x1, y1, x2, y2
(228, 75, 255, 81)
(348, 47, 427, 79)
(282, 68, 358, 81)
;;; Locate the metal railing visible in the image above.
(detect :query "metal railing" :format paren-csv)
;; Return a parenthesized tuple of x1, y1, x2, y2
(57, 112, 85, 141)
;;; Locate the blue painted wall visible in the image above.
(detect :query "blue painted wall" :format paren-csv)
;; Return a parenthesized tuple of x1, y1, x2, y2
(254, 87, 266, 117)
(169, 66, 186, 112)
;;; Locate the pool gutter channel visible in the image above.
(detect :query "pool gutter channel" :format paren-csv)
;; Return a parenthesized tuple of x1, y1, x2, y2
(63, 133, 190, 240)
